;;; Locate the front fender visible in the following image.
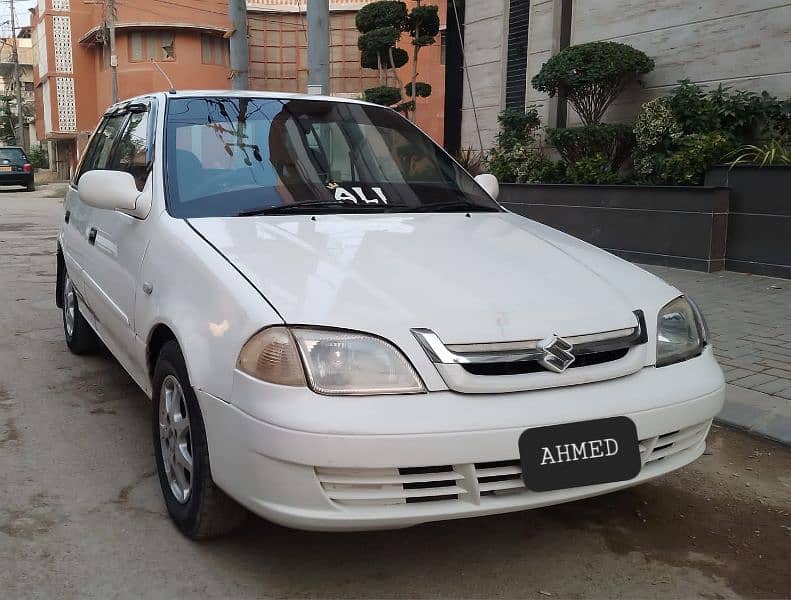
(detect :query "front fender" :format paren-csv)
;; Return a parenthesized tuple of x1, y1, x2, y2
(136, 215, 283, 400)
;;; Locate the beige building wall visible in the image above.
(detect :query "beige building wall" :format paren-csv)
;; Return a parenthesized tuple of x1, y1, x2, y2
(462, 0, 791, 149)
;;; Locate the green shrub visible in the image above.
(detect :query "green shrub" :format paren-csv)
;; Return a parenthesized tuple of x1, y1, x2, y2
(28, 143, 49, 169)
(659, 132, 732, 185)
(404, 82, 431, 98)
(493, 107, 541, 152)
(363, 86, 402, 106)
(565, 153, 623, 184)
(357, 26, 401, 53)
(546, 123, 635, 171)
(454, 146, 486, 175)
(487, 143, 559, 183)
(665, 80, 791, 144)
(531, 42, 654, 124)
(361, 47, 408, 69)
(405, 4, 440, 43)
(355, 1, 407, 33)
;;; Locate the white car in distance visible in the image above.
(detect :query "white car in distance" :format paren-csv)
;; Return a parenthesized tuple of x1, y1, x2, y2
(57, 91, 725, 538)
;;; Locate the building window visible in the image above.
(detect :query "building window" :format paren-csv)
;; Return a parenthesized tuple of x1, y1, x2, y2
(504, 0, 530, 111)
(201, 34, 229, 66)
(440, 30, 447, 65)
(129, 31, 176, 62)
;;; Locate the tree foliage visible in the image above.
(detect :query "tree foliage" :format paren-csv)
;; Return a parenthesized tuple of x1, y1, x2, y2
(531, 42, 654, 124)
(545, 123, 635, 172)
(356, 0, 439, 118)
(404, 82, 431, 98)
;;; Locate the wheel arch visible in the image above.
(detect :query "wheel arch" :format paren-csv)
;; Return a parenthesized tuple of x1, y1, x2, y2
(147, 323, 180, 382)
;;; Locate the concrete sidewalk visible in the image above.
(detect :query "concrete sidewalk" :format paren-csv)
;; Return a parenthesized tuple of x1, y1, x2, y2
(644, 265, 791, 445)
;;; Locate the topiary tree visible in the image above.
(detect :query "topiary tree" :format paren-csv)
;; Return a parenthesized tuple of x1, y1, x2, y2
(356, 0, 439, 119)
(401, 2, 440, 119)
(532, 41, 654, 125)
(356, 1, 408, 110)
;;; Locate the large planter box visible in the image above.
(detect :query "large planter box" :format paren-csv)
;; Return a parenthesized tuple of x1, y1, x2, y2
(706, 165, 791, 279)
(500, 183, 730, 272)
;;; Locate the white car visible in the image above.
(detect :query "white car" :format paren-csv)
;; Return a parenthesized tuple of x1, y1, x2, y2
(57, 91, 724, 539)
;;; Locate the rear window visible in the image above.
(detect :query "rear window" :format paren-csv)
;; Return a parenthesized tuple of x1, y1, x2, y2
(0, 148, 26, 162)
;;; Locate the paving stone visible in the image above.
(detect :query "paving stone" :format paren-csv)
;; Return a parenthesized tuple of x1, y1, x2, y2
(754, 379, 791, 396)
(728, 373, 779, 388)
(724, 368, 756, 383)
(643, 265, 791, 445)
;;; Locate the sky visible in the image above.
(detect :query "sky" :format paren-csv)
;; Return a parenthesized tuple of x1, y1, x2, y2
(0, 1, 37, 37)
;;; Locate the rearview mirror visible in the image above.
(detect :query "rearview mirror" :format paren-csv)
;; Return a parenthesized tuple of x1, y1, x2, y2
(474, 173, 499, 201)
(78, 170, 151, 219)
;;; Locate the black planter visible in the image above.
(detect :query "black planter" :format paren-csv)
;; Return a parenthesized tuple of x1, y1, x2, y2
(500, 183, 730, 272)
(706, 165, 791, 279)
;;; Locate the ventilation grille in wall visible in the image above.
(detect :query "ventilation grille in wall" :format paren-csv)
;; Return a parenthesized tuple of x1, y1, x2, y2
(56, 77, 76, 132)
(505, 0, 531, 111)
(53, 15, 74, 73)
(53, 0, 71, 11)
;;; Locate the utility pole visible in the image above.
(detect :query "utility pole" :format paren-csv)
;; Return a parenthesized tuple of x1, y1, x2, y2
(306, 0, 329, 95)
(228, 0, 249, 90)
(108, 0, 118, 103)
(8, 0, 25, 149)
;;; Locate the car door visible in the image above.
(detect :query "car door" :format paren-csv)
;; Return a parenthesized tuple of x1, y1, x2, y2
(79, 100, 157, 382)
(62, 112, 130, 329)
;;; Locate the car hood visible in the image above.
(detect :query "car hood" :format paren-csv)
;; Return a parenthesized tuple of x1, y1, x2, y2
(188, 212, 678, 344)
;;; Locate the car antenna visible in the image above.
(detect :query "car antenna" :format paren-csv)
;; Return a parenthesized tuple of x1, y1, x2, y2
(150, 59, 177, 94)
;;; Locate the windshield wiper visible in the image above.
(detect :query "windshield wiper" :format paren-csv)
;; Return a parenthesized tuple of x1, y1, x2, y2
(237, 200, 404, 216)
(406, 200, 500, 213)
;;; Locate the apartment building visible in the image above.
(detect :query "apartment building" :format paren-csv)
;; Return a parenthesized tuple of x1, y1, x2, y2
(29, 0, 233, 178)
(460, 0, 791, 149)
(0, 28, 36, 148)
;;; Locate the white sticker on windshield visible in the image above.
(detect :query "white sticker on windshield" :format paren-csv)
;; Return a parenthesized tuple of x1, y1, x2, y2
(333, 185, 389, 205)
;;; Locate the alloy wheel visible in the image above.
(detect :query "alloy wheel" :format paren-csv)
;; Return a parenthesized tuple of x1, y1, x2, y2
(158, 375, 193, 504)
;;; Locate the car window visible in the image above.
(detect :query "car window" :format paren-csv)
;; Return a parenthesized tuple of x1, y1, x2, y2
(164, 97, 498, 218)
(0, 148, 26, 163)
(77, 113, 129, 181)
(110, 110, 151, 191)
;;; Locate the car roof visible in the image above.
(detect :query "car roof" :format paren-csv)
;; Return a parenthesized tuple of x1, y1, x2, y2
(105, 89, 375, 115)
(0, 146, 24, 150)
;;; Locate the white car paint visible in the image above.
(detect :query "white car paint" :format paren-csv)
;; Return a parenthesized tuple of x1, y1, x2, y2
(59, 91, 725, 532)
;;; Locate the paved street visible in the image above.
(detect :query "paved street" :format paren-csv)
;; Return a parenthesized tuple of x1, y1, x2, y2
(1, 191, 790, 599)
(646, 265, 791, 444)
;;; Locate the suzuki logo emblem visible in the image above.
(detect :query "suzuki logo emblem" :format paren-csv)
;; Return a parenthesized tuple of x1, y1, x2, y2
(538, 335, 575, 373)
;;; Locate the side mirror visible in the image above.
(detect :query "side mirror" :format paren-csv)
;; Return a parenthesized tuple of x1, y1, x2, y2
(78, 170, 151, 218)
(474, 173, 499, 201)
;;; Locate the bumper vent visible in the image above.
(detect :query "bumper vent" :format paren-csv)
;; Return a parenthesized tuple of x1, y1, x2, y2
(316, 420, 711, 508)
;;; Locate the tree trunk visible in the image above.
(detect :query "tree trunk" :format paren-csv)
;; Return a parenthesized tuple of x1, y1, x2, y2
(410, 27, 419, 121)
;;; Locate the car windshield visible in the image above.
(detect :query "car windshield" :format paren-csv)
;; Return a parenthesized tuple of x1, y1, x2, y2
(164, 97, 499, 217)
(0, 148, 26, 162)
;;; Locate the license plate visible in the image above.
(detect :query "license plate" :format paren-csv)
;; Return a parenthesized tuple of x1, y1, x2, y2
(0, 166, 11, 172)
(519, 416, 641, 492)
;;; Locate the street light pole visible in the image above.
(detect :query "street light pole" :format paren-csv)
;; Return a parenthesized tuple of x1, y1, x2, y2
(108, 0, 118, 103)
(228, 0, 249, 89)
(307, 0, 329, 95)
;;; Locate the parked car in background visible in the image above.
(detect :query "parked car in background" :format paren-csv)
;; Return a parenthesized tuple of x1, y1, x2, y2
(56, 91, 725, 539)
(0, 146, 35, 191)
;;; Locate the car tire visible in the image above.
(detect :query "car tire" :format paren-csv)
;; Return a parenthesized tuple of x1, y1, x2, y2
(152, 340, 247, 539)
(26, 182, 35, 192)
(62, 270, 101, 355)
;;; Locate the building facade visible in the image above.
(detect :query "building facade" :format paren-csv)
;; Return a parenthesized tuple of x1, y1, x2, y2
(29, 0, 448, 178)
(29, 0, 232, 178)
(0, 30, 37, 148)
(460, 0, 791, 150)
(246, 0, 447, 145)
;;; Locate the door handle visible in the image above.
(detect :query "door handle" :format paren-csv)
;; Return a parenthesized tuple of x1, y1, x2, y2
(88, 227, 97, 246)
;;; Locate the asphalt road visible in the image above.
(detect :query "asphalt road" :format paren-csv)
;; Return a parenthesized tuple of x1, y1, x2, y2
(1, 189, 790, 599)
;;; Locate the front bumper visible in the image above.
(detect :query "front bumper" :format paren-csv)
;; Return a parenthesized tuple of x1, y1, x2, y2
(197, 349, 725, 531)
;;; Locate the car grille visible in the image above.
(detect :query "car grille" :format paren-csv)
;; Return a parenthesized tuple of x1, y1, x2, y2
(315, 420, 711, 507)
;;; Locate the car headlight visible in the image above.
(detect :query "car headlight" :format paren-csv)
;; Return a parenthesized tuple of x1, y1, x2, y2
(656, 296, 708, 367)
(237, 326, 426, 395)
